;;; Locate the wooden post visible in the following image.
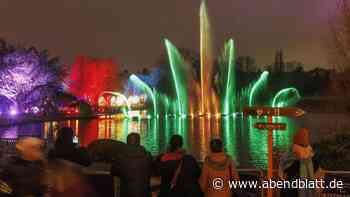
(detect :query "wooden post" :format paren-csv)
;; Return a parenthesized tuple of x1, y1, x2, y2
(242, 106, 306, 197)
(267, 115, 273, 197)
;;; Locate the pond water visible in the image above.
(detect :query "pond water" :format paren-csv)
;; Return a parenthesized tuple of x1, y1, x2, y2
(0, 115, 299, 169)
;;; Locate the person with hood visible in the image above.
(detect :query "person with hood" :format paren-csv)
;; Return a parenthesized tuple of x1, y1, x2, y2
(49, 127, 91, 167)
(156, 134, 202, 197)
(279, 128, 321, 197)
(0, 137, 47, 197)
(110, 133, 153, 197)
(199, 138, 239, 197)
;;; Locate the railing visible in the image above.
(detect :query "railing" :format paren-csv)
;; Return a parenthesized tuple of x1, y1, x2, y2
(0, 138, 17, 155)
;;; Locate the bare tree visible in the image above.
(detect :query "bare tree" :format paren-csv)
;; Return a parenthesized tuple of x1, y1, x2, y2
(330, 0, 350, 69)
(328, 0, 350, 102)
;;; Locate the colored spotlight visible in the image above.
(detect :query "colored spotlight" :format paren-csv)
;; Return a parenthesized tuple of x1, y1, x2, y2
(9, 109, 17, 116)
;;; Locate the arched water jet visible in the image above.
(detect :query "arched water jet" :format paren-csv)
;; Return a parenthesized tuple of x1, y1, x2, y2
(129, 74, 158, 117)
(164, 39, 188, 116)
(249, 71, 269, 106)
(99, 91, 131, 117)
(272, 88, 301, 108)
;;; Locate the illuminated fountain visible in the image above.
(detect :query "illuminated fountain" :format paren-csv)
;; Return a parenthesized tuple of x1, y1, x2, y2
(162, 1, 234, 118)
(128, 0, 301, 120)
(125, 0, 302, 165)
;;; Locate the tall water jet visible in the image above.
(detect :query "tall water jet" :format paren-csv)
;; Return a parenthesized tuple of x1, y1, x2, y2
(220, 39, 236, 115)
(164, 39, 189, 116)
(200, 0, 215, 115)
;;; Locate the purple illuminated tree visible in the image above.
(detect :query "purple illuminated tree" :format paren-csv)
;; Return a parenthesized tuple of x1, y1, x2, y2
(0, 40, 66, 115)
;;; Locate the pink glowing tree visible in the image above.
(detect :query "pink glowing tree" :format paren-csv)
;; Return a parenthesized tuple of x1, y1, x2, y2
(0, 40, 66, 114)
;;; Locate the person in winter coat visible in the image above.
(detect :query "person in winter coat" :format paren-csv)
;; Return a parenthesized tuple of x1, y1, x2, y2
(155, 134, 203, 197)
(48, 127, 91, 167)
(199, 138, 239, 197)
(0, 137, 47, 197)
(110, 133, 153, 197)
(279, 128, 321, 197)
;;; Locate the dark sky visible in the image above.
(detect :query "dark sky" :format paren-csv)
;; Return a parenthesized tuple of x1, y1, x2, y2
(0, 0, 339, 71)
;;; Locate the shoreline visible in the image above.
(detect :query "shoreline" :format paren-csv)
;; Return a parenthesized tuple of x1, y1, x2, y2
(0, 114, 100, 128)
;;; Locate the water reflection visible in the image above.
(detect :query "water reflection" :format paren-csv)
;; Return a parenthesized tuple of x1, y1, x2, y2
(0, 116, 298, 168)
(222, 116, 238, 163)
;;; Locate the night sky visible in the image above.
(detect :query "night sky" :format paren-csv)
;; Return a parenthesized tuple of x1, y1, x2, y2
(0, 0, 339, 71)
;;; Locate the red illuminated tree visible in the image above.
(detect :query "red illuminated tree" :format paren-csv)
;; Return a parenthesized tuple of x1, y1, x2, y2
(68, 56, 120, 105)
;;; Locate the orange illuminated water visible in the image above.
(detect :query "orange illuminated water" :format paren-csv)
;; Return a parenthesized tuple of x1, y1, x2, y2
(0, 117, 298, 168)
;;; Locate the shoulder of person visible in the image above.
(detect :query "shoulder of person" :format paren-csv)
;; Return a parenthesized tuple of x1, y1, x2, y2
(76, 146, 88, 152)
(154, 153, 164, 162)
(3, 156, 25, 168)
(182, 154, 199, 165)
(183, 154, 196, 160)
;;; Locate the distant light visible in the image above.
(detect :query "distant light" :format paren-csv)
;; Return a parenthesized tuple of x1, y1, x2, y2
(9, 109, 17, 116)
(128, 96, 141, 104)
(32, 107, 40, 114)
(128, 110, 141, 117)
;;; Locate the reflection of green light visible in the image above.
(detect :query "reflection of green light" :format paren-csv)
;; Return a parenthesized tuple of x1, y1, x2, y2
(144, 117, 159, 154)
(272, 87, 301, 108)
(249, 71, 269, 106)
(164, 39, 188, 116)
(122, 118, 129, 141)
(273, 116, 295, 150)
(129, 74, 157, 117)
(100, 91, 131, 117)
(222, 116, 238, 160)
(248, 116, 268, 168)
(222, 39, 236, 115)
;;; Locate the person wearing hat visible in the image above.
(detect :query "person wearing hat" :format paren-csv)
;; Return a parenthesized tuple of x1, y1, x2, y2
(279, 128, 321, 197)
(199, 138, 239, 197)
(0, 137, 48, 197)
